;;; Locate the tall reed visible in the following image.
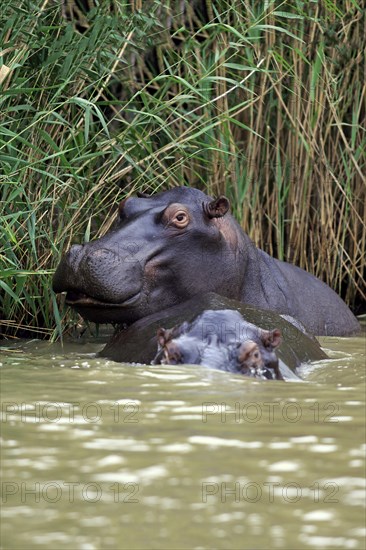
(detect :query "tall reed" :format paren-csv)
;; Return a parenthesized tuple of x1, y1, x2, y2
(1, 0, 364, 337)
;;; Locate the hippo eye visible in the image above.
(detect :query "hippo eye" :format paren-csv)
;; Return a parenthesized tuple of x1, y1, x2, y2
(173, 211, 189, 228)
(162, 204, 190, 229)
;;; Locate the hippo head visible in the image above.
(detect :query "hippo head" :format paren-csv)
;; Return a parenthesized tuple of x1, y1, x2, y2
(53, 187, 244, 324)
(154, 328, 203, 365)
(235, 328, 283, 379)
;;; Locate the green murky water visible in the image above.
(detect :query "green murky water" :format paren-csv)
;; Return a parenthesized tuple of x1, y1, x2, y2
(0, 330, 365, 550)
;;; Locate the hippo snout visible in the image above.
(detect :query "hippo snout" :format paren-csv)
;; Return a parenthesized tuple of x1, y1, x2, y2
(53, 244, 84, 294)
(53, 243, 143, 304)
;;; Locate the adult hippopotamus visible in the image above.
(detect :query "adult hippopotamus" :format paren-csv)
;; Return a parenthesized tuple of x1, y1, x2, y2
(53, 187, 360, 336)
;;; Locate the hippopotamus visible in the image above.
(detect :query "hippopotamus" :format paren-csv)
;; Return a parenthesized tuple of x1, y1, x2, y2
(153, 309, 284, 380)
(99, 293, 327, 375)
(53, 187, 360, 336)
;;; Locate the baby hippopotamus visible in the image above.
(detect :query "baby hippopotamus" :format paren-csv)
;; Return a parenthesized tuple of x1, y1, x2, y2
(153, 310, 283, 380)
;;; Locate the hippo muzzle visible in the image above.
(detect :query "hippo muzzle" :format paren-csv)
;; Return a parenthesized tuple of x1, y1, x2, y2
(53, 240, 147, 323)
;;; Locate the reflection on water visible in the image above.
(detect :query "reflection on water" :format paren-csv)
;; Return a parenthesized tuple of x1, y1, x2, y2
(0, 332, 365, 549)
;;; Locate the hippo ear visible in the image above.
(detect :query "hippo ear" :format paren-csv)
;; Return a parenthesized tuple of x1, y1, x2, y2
(261, 329, 282, 349)
(157, 326, 179, 347)
(204, 196, 230, 218)
(157, 328, 169, 347)
(137, 191, 150, 198)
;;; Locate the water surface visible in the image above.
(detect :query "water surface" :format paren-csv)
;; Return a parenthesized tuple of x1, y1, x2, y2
(1, 330, 365, 549)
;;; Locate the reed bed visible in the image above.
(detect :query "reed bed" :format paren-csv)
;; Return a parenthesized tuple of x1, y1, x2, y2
(1, 0, 365, 337)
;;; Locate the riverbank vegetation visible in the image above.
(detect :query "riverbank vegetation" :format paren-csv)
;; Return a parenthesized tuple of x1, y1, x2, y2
(1, 0, 365, 338)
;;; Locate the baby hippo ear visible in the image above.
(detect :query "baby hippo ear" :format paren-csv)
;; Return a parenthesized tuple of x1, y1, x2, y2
(204, 196, 230, 218)
(261, 328, 282, 349)
(157, 328, 168, 347)
(157, 327, 177, 347)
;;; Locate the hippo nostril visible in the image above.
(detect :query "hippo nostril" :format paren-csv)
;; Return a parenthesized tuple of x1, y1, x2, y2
(69, 244, 83, 256)
(81, 248, 122, 272)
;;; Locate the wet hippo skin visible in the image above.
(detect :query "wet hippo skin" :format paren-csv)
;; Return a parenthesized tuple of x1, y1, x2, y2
(53, 187, 360, 336)
(99, 293, 327, 375)
(153, 309, 285, 380)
